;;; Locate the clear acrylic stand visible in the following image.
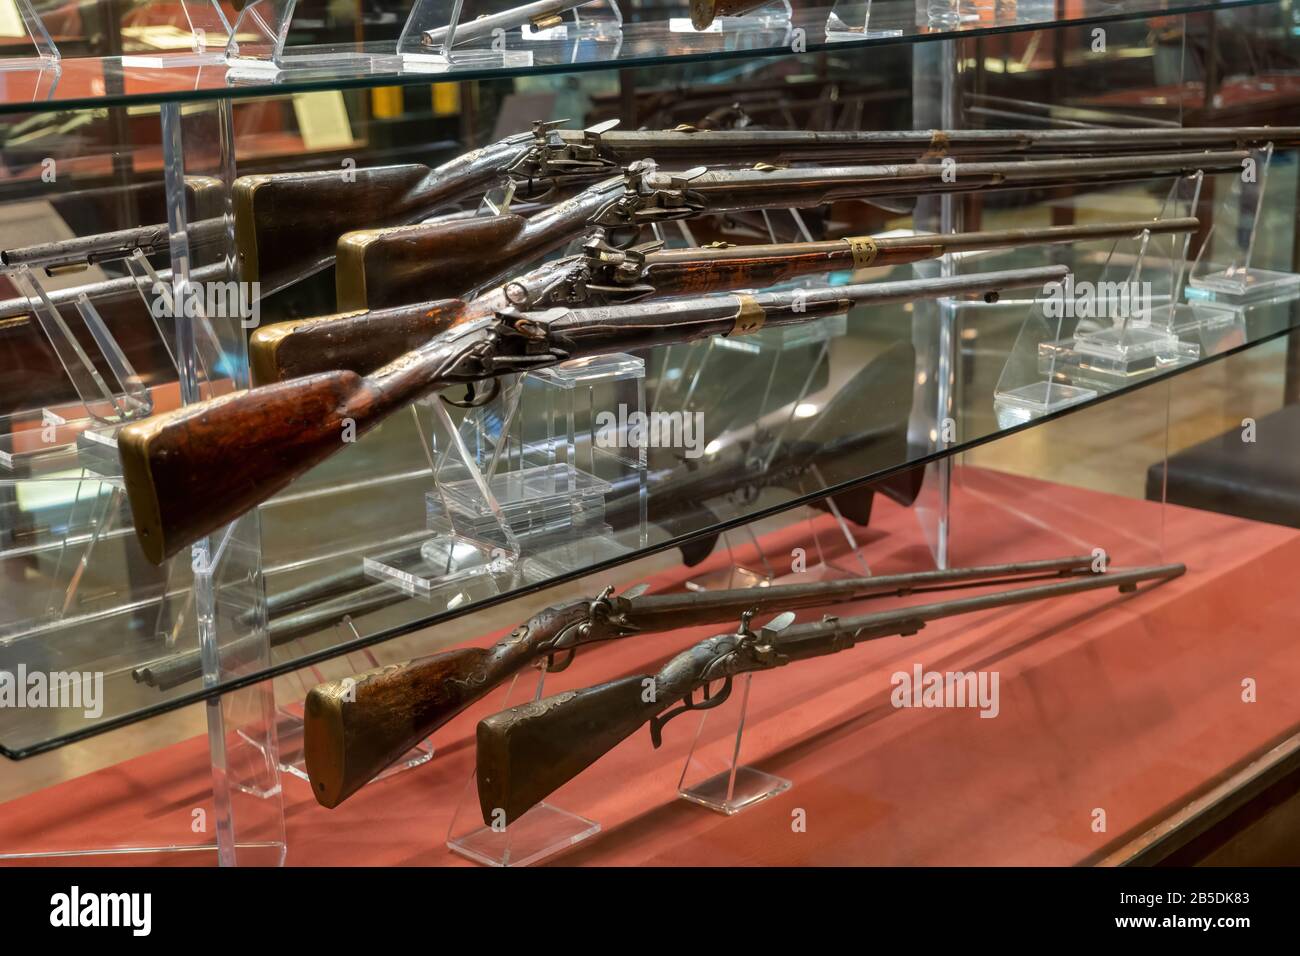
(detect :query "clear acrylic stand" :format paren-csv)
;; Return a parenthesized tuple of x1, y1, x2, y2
(678, 673, 791, 814)
(121, 1, 232, 67)
(226, 0, 394, 76)
(0, 0, 59, 71)
(825, 0, 903, 39)
(685, 526, 778, 591)
(1186, 145, 1300, 305)
(7, 266, 152, 428)
(366, 354, 647, 602)
(161, 100, 284, 862)
(0, 101, 283, 866)
(446, 667, 600, 866)
(399, 0, 623, 69)
(995, 180, 1213, 421)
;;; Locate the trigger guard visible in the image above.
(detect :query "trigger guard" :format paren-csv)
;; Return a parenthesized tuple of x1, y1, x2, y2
(545, 647, 578, 673)
(441, 377, 501, 409)
(648, 676, 733, 749)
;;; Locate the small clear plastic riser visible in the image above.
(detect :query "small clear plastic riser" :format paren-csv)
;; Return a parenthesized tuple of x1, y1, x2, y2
(0, 0, 59, 71)
(365, 354, 647, 604)
(1187, 144, 1300, 305)
(225, 0, 394, 75)
(447, 667, 600, 866)
(120, 0, 232, 68)
(398, 0, 623, 68)
(678, 674, 791, 814)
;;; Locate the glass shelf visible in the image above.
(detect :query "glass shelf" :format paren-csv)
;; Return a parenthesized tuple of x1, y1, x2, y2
(1, 0, 1298, 764)
(0, 0, 1274, 115)
(3, 257, 1296, 759)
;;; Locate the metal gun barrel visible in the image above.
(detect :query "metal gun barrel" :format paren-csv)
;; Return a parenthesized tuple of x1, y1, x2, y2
(422, 0, 587, 46)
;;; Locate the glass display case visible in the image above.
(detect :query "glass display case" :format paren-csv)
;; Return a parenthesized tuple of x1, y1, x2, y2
(0, 0, 1298, 866)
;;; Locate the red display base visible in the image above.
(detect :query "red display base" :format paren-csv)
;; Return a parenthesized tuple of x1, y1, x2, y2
(3, 467, 1298, 866)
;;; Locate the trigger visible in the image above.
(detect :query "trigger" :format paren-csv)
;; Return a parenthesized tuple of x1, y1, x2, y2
(545, 647, 578, 673)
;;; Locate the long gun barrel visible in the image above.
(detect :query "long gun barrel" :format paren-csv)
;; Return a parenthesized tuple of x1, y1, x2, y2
(1, 217, 228, 272)
(337, 150, 1244, 308)
(476, 561, 1185, 824)
(421, 0, 591, 46)
(116, 263, 1067, 564)
(238, 125, 1295, 295)
(304, 554, 1101, 808)
(254, 216, 1196, 382)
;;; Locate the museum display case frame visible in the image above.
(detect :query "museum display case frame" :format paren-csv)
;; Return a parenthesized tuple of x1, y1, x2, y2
(0, 0, 1298, 865)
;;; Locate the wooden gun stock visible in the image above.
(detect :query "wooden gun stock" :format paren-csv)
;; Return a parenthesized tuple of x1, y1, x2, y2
(120, 321, 483, 563)
(305, 648, 490, 808)
(249, 299, 466, 384)
(337, 215, 528, 311)
(477, 675, 657, 826)
(119, 371, 372, 564)
(235, 165, 445, 294)
(304, 599, 591, 807)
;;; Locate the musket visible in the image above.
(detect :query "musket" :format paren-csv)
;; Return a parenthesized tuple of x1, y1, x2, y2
(250, 217, 1196, 382)
(421, 0, 594, 46)
(0, 176, 227, 274)
(336, 151, 1246, 309)
(117, 263, 1068, 564)
(476, 562, 1185, 824)
(133, 576, 423, 691)
(237, 124, 1296, 295)
(305, 554, 1103, 808)
(0, 217, 228, 274)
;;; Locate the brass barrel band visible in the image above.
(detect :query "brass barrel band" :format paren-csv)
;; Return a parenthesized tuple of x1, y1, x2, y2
(729, 294, 767, 336)
(846, 236, 879, 269)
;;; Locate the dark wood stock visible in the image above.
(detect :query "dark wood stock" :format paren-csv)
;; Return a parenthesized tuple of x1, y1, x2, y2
(235, 165, 445, 293)
(119, 370, 373, 564)
(477, 675, 656, 826)
(690, 0, 771, 29)
(304, 600, 591, 808)
(119, 325, 488, 564)
(304, 649, 490, 808)
(336, 215, 529, 310)
(249, 299, 467, 384)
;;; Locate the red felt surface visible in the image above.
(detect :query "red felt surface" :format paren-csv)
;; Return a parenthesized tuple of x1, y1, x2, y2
(3, 467, 1299, 866)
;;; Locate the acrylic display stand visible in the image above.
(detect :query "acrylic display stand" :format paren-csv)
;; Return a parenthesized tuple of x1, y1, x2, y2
(677, 616, 795, 813)
(0, 0, 59, 71)
(226, 0, 394, 75)
(825, 0, 903, 39)
(399, 0, 623, 69)
(0, 101, 284, 866)
(365, 353, 648, 605)
(446, 667, 600, 866)
(1186, 145, 1300, 305)
(121, 1, 232, 67)
(994, 177, 1215, 424)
